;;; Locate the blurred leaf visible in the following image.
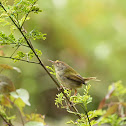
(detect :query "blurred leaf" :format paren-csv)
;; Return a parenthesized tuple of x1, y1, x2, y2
(10, 88, 31, 106)
(98, 84, 115, 109)
(0, 50, 4, 56)
(0, 64, 21, 73)
(10, 95, 25, 112)
(0, 64, 13, 70)
(13, 67, 21, 73)
(104, 104, 118, 118)
(98, 98, 106, 110)
(26, 113, 46, 125)
(24, 121, 44, 126)
(0, 95, 12, 108)
(106, 84, 115, 99)
(120, 102, 126, 107)
(0, 105, 15, 123)
(0, 74, 15, 94)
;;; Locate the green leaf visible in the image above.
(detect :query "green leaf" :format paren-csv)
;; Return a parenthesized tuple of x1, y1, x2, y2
(24, 121, 44, 126)
(10, 96, 26, 112)
(46, 65, 56, 76)
(25, 113, 46, 125)
(28, 29, 46, 40)
(104, 104, 118, 118)
(0, 32, 16, 44)
(55, 92, 64, 108)
(0, 105, 16, 122)
(10, 88, 31, 106)
(31, 5, 42, 14)
(35, 49, 42, 57)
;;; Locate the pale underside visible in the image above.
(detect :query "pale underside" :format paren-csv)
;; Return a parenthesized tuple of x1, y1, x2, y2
(56, 73, 84, 89)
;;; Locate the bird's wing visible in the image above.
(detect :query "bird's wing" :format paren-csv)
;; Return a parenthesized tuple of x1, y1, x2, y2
(65, 74, 84, 83)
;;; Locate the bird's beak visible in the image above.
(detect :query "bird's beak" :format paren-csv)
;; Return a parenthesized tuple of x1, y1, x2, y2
(48, 60, 55, 64)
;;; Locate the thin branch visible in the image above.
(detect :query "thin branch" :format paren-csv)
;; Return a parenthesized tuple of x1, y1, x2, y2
(0, 114, 14, 126)
(0, 56, 40, 64)
(0, 3, 20, 31)
(80, 104, 91, 126)
(20, 0, 38, 28)
(0, 42, 29, 48)
(0, 2, 81, 119)
(17, 106, 25, 126)
(10, 45, 20, 57)
(5, 96, 25, 126)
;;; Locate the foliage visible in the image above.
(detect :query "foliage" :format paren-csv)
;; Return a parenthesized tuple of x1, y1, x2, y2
(0, 71, 46, 125)
(97, 81, 126, 126)
(0, 0, 46, 62)
(46, 65, 56, 76)
(54, 79, 126, 126)
(55, 83, 104, 126)
(0, 0, 46, 125)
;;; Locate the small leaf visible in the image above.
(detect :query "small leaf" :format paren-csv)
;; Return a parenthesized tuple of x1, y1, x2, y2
(28, 29, 46, 40)
(0, 95, 12, 108)
(98, 98, 106, 110)
(106, 84, 115, 99)
(10, 88, 31, 106)
(98, 84, 115, 109)
(10, 96, 25, 112)
(104, 104, 118, 117)
(13, 67, 21, 73)
(0, 64, 21, 73)
(121, 102, 126, 107)
(0, 50, 4, 56)
(0, 64, 13, 70)
(25, 113, 46, 125)
(24, 121, 44, 126)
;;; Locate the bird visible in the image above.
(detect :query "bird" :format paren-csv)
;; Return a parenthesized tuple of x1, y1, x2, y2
(49, 60, 99, 95)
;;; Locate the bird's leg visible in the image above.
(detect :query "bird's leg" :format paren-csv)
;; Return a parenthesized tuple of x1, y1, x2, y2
(60, 85, 63, 89)
(57, 85, 64, 91)
(74, 89, 77, 96)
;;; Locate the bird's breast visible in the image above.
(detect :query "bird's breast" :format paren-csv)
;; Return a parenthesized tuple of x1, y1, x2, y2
(56, 72, 82, 89)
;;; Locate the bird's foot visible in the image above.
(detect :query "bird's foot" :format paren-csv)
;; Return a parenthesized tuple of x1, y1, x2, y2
(57, 86, 63, 91)
(74, 89, 77, 96)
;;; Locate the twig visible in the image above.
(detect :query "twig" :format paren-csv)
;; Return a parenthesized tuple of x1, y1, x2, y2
(0, 2, 81, 119)
(5, 96, 25, 126)
(0, 42, 29, 48)
(80, 104, 91, 126)
(10, 45, 20, 57)
(0, 56, 40, 64)
(0, 114, 14, 126)
(20, 0, 38, 28)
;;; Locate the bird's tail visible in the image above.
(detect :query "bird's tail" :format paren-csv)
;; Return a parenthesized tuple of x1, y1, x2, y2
(84, 77, 100, 83)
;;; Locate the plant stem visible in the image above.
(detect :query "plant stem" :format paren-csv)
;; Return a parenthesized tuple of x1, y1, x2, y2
(0, 114, 14, 126)
(5, 96, 25, 126)
(0, 2, 81, 119)
(0, 43, 29, 48)
(80, 104, 91, 126)
(0, 56, 40, 64)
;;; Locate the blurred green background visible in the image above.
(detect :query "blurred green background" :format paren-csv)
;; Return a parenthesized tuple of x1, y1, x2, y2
(1, 0, 126, 125)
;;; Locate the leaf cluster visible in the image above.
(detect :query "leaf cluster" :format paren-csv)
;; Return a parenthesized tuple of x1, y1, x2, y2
(0, 0, 46, 62)
(0, 74, 46, 126)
